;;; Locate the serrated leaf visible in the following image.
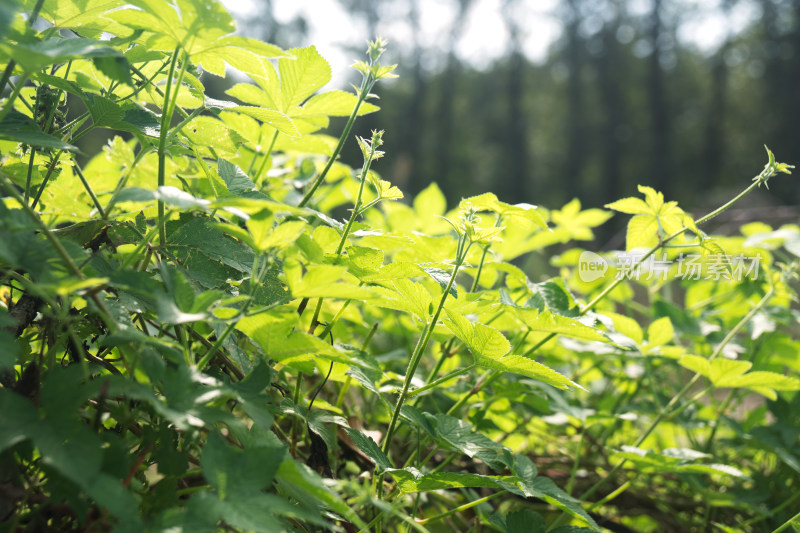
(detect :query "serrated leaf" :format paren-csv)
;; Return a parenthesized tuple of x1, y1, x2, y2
(276, 459, 367, 529)
(428, 413, 512, 471)
(388, 469, 519, 494)
(612, 446, 746, 479)
(678, 356, 800, 399)
(376, 180, 403, 200)
(230, 106, 300, 137)
(279, 46, 331, 108)
(2, 36, 128, 72)
(0, 110, 79, 151)
(626, 214, 660, 251)
(526, 278, 578, 316)
(86, 94, 125, 127)
(516, 308, 609, 343)
(218, 158, 257, 196)
(475, 354, 579, 390)
(391, 279, 432, 319)
(120, 107, 161, 137)
(423, 266, 456, 297)
(518, 476, 601, 531)
(605, 197, 651, 215)
(647, 316, 674, 347)
(444, 308, 511, 358)
(201, 432, 284, 501)
(344, 429, 393, 472)
(345, 245, 384, 274)
(299, 90, 379, 117)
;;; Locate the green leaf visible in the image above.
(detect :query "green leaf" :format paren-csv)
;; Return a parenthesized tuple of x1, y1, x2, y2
(218, 158, 258, 196)
(0, 110, 79, 151)
(517, 476, 601, 531)
(603, 311, 644, 346)
(201, 432, 284, 501)
(611, 446, 746, 479)
(626, 214, 660, 250)
(287, 264, 374, 299)
(647, 316, 674, 347)
(443, 308, 510, 358)
(423, 266, 456, 298)
(2, 36, 128, 72)
(34, 0, 129, 35)
(387, 468, 520, 494)
(343, 429, 393, 472)
(0, 330, 19, 370)
(299, 90, 379, 117)
(376, 180, 403, 201)
(276, 458, 367, 529)
(230, 106, 300, 137)
(0, 0, 18, 41)
(361, 261, 426, 282)
(345, 245, 384, 276)
(550, 199, 612, 241)
(604, 197, 650, 215)
(678, 355, 800, 400)
(605, 185, 696, 251)
(155, 294, 206, 324)
(525, 279, 579, 317)
(390, 279, 432, 319)
(428, 413, 512, 471)
(278, 46, 331, 108)
(476, 354, 579, 390)
(93, 54, 132, 86)
(119, 107, 161, 137)
(516, 308, 609, 343)
(86, 94, 125, 128)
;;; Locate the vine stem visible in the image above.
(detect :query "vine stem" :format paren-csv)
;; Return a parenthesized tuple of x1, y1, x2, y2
(254, 129, 280, 184)
(381, 234, 470, 457)
(298, 74, 373, 208)
(156, 47, 184, 247)
(335, 133, 381, 258)
(0, 0, 44, 117)
(771, 510, 800, 533)
(547, 285, 774, 530)
(0, 172, 117, 332)
(455, 170, 780, 416)
(415, 491, 505, 525)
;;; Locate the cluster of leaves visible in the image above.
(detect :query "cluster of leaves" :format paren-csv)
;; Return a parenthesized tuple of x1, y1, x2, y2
(1, 1, 799, 532)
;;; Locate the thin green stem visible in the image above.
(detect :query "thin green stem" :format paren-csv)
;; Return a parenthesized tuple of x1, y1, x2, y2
(157, 47, 182, 247)
(104, 146, 153, 216)
(415, 491, 504, 525)
(703, 389, 737, 453)
(0, 69, 29, 121)
(771, 510, 800, 533)
(298, 74, 373, 208)
(254, 129, 280, 185)
(0, 172, 117, 330)
(566, 426, 586, 496)
(382, 235, 470, 456)
(409, 364, 477, 399)
(548, 286, 774, 530)
(24, 149, 36, 204)
(196, 253, 269, 372)
(741, 490, 800, 529)
(335, 136, 380, 258)
(73, 164, 106, 218)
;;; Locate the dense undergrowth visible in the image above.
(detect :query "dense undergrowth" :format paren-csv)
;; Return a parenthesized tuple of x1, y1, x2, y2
(1, 1, 800, 532)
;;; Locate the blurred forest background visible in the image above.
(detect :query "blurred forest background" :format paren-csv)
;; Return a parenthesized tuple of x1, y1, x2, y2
(222, 0, 800, 243)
